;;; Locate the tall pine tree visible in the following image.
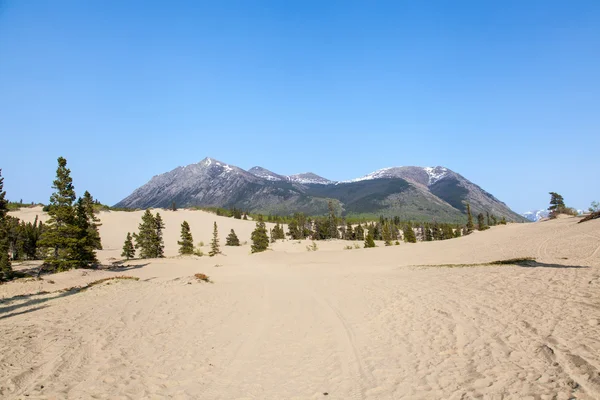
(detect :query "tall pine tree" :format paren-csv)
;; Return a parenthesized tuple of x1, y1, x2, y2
(0, 169, 12, 280)
(209, 221, 221, 256)
(134, 210, 158, 258)
(466, 203, 474, 233)
(178, 221, 194, 255)
(38, 157, 81, 270)
(82, 191, 102, 250)
(153, 213, 165, 258)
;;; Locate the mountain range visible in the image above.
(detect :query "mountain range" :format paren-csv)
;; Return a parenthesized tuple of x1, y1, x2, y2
(115, 157, 526, 223)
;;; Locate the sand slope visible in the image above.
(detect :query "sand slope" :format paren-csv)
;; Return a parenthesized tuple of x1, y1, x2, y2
(1, 209, 599, 399)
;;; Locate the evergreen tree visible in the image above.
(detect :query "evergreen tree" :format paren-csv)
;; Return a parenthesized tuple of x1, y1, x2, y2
(178, 221, 194, 255)
(82, 191, 102, 250)
(328, 201, 338, 239)
(225, 229, 240, 246)
(490, 215, 497, 226)
(345, 222, 354, 240)
(466, 203, 474, 233)
(209, 221, 221, 256)
(251, 216, 269, 253)
(486, 212, 491, 227)
(364, 231, 376, 248)
(548, 192, 566, 217)
(71, 197, 99, 266)
(154, 213, 165, 258)
(477, 213, 488, 231)
(171, 201, 177, 211)
(38, 157, 80, 270)
(403, 225, 417, 243)
(355, 224, 365, 241)
(0, 169, 12, 280)
(499, 216, 507, 225)
(424, 224, 433, 241)
(382, 222, 392, 246)
(121, 232, 135, 260)
(133, 210, 158, 259)
(271, 222, 285, 240)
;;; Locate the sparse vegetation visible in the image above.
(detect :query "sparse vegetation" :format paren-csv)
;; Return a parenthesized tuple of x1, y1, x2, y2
(194, 273, 212, 283)
(306, 241, 318, 251)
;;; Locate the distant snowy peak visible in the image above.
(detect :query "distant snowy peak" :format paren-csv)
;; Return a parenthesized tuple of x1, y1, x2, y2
(287, 173, 333, 185)
(342, 167, 401, 183)
(201, 157, 235, 173)
(248, 166, 285, 182)
(521, 209, 550, 222)
(343, 166, 449, 186)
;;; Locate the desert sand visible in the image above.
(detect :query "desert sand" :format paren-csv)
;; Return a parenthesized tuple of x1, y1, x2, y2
(1, 207, 599, 399)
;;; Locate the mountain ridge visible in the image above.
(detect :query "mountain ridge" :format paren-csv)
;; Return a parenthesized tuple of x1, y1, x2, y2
(115, 157, 526, 223)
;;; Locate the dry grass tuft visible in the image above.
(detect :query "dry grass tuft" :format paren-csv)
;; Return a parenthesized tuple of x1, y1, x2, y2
(194, 273, 212, 283)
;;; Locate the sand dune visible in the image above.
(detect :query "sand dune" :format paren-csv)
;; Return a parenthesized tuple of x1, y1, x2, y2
(1, 208, 599, 399)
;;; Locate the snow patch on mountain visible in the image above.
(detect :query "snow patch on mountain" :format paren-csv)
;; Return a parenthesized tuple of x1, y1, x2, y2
(341, 167, 400, 183)
(423, 166, 448, 185)
(287, 173, 333, 185)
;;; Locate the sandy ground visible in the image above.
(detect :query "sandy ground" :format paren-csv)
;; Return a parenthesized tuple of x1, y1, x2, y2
(1, 208, 599, 399)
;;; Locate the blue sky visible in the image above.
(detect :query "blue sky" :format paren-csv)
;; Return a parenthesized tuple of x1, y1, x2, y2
(1, 1, 598, 213)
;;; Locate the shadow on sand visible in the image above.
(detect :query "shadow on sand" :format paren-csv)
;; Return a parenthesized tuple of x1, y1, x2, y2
(0, 290, 79, 320)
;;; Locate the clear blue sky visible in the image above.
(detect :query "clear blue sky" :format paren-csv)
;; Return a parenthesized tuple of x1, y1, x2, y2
(1, 1, 598, 213)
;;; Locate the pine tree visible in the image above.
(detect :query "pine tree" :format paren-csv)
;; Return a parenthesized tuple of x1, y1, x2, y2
(71, 197, 99, 266)
(251, 216, 269, 253)
(178, 221, 194, 255)
(486, 212, 491, 227)
(153, 213, 165, 258)
(466, 203, 474, 233)
(271, 222, 285, 241)
(355, 224, 365, 241)
(477, 213, 488, 231)
(548, 192, 566, 217)
(121, 232, 135, 260)
(328, 201, 338, 239)
(490, 215, 497, 226)
(171, 201, 177, 211)
(0, 169, 13, 280)
(424, 224, 433, 241)
(134, 210, 158, 259)
(81, 191, 102, 250)
(364, 231, 376, 248)
(226, 229, 240, 246)
(403, 225, 417, 243)
(38, 157, 81, 271)
(382, 222, 392, 246)
(345, 222, 354, 240)
(209, 221, 221, 256)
